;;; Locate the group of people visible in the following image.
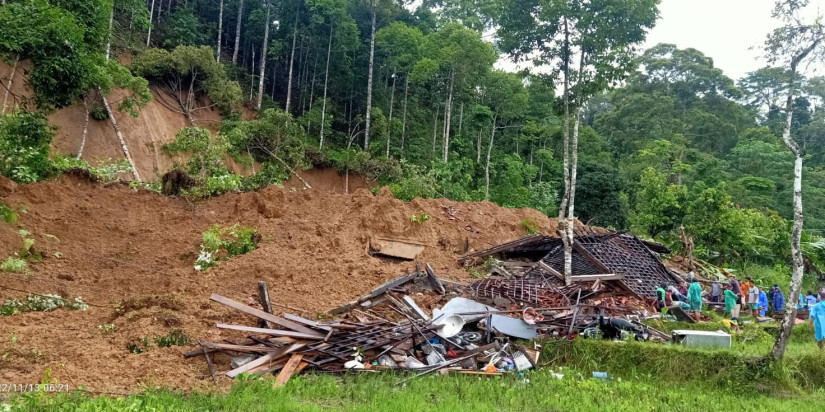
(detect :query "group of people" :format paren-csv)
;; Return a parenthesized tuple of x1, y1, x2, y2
(655, 277, 704, 322)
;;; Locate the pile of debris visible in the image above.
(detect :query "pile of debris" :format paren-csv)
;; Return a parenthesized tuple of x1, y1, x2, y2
(190, 230, 676, 383)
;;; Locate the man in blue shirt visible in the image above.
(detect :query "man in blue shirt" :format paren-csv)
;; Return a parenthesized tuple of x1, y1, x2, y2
(758, 287, 769, 317)
(809, 292, 825, 350)
(772, 285, 785, 313)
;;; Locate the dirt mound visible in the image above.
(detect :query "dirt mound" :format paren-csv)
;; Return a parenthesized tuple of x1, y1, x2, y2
(0, 178, 559, 393)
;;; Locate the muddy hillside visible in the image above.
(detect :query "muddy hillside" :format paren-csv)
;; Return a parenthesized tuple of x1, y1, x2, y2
(0, 174, 559, 393)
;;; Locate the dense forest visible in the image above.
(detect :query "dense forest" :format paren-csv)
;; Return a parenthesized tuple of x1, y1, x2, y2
(2, 0, 825, 275)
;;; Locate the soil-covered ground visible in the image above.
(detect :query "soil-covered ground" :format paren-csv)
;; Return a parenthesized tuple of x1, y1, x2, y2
(0, 174, 559, 393)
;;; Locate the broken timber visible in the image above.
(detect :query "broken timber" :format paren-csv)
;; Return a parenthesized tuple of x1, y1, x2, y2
(369, 237, 426, 260)
(210, 293, 324, 337)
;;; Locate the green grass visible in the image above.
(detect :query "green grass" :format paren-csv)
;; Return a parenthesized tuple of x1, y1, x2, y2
(6, 370, 825, 412)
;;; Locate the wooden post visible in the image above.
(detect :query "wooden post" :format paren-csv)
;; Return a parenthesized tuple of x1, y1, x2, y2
(258, 280, 274, 329)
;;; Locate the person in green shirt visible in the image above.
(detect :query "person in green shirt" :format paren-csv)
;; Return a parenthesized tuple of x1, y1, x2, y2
(656, 283, 667, 312)
(687, 281, 703, 322)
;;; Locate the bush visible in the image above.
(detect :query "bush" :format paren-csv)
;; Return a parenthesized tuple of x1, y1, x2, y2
(1, 294, 88, 315)
(521, 218, 541, 234)
(195, 223, 260, 271)
(53, 156, 131, 182)
(89, 105, 109, 120)
(0, 112, 56, 183)
(0, 257, 26, 273)
(154, 329, 189, 347)
(0, 203, 18, 223)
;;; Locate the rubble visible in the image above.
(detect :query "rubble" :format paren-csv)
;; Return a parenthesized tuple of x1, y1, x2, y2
(191, 229, 678, 384)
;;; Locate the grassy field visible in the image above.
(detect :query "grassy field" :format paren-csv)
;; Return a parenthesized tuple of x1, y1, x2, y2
(5, 368, 824, 412)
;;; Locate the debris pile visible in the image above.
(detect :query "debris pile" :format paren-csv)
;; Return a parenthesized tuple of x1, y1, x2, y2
(191, 230, 676, 383)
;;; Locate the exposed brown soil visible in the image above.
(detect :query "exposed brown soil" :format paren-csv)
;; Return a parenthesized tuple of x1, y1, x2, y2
(0, 175, 559, 394)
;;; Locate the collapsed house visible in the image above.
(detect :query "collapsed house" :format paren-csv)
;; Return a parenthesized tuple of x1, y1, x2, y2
(190, 228, 680, 383)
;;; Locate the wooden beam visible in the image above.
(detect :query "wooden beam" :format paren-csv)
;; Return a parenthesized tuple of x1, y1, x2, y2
(537, 261, 564, 280)
(284, 313, 332, 331)
(274, 354, 304, 387)
(458, 234, 547, 263)
(216, 324, 324, 340)
(570, 273, 623, 282)
(257, 281, 274, 329)
(226, 352, 279, 378)
(572, 241, 612, 274)
(210, 294, 324, 337)
(199, 341, 287, 353)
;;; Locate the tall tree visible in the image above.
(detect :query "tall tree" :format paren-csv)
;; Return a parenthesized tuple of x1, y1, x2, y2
(494, 0, 659, 284)
(766, 0, 825, 360)
(216, 0, 224, 62)
(256, 2, 272, 110)
(363, 0, 378, 150)
(232, 0, 244, 63)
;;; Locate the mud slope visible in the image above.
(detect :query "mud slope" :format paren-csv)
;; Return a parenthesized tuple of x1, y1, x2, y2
(0, 178, 558, 393)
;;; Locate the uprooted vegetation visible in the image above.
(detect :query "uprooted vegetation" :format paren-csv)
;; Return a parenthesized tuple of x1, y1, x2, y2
(195, 223, 260, 271)
(1, 294, 88, 316)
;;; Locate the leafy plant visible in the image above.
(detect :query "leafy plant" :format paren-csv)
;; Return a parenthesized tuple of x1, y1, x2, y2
(89, 105, 108, 120)
(410, 212, 431, 224)
(196, 224, 260, 270)
(0, 203, 18, 223)
(53, 156, 131, 182)
(0, 112, 56, 183)
(98, 324, 116, 333)
(1, 294, 88, 315)
(521, 218, 541, 235)
(154, 329, 189, 347)
(127, 338, 151, 354)
(1, 257, 26, 273)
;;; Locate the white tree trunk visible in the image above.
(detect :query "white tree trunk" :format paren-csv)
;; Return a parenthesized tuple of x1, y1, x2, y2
(484, 114, 498, 201)
(285, 13, 298, 112)
(386, 72, 396, 158)
(77, 97, 90, 159)
(432, 105, 439, 157)
(319, 24, 333, 149)
(564, 106, 582, 280)
(1, 54, 18, 114)
(256, 3, 270, 111)
(558, 18, 572, 286)
(146, 0, 156, 47)
(102, 93, 141, 182)
(363, 6, 376, 150)
(443, 71, 454, 162)
(771, 70, 805, 360)
(216, 0, 224, 62)
(400, 76, 408, 158)
(458, 103, 463, 139)
(476, 129, 482, 163)
(232, 0, 244, 63)
(105, 4, 114, 60)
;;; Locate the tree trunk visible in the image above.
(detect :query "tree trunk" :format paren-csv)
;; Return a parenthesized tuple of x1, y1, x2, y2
(256, 3, 270, 111)
(476, 129, 482, 163)
(249, 50, 255, 101)
(400, 75, 409, 158)
(364, 6, 376, 150)
(565, 105, 582, 280)
(770, 67, 805, 360)
(319, 24, 333, 149)
(485, 113, 498, 201)
(101, 93, 141, 182)
(77, 97, 90, 159)
(386, 71, 396, 158)
(458, 102, 464, 139)
(557, 17, 572, 286)
(285, 13, 298, 112)
(1, 54, 18, 114)
(271, 63, 277, 98)
(216, 0, 224, 62)
(232, 0, 244, 63)
(308, 50, 319, 113)
(105, 4, 114, 60)
(146, 0, 156, 47)
(432, 105, 439, 158)
(443, 71, 454, 162)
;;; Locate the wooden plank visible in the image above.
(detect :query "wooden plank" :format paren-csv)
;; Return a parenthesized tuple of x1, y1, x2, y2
(370, 238, 425, 260)
(226, 352, 279, 378)
(200, 342, 217, 383)
(199, 341, 286, 353)
(425, 264, 446, 294)
(284, 313, 332, 331)
(216, 324, 324, 340)
(273, 354, 304, 387)
(571, 273, 623, 282)
(538, 261, 564, 280)
(210, 294, 324, 337)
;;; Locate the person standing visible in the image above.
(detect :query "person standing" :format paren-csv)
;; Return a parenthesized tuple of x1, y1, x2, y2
(687, 281, 703, 322)
(772, 285, 785, 314)
(748, 281, 760, 318)
(729, 276, 741, 297)
(808, 292, 825, 350)
(656, 284, 666, 312)
(710, 279, 722, 303)
(758, 287, 768, 317)
(805, 291, 818, 309)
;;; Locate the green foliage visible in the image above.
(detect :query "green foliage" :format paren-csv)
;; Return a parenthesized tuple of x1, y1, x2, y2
(0, 257, 26, 273)
(196, 223, 260, 271)
(1, 294, 88, 315)
(521, 218, 540, 235)
(89, 105, 109, 121)
(0, 112, 56, 183)
(153, 329, 189, 348)
(131, 46, 242, 115)
(160, 6, 208, 48)
(164, 127, 231, 177)
(127, 337, 152, 354)
(410, 212, 430, 224)
(0, 203, 19, 224)
(53, 156, 132, 183)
